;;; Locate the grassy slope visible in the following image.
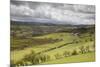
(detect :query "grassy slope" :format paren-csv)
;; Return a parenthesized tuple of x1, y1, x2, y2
(11, 33, 76, 63)
(41, 52, 95, 64)
(44, 42, 94, 59)
(11, 32, 94, 64)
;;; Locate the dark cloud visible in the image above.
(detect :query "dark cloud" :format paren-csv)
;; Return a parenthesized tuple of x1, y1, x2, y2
(10, 1, 95, 25)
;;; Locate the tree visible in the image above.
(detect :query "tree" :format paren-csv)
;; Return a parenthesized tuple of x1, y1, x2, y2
(54, 53, 62, 59)
(72, 50, 78, 55)
(85, 46, 90, 52)
(10, 60, 15, 67)
(63, 51, 70, 57)
(79, 46, 85, 54)
(15, 51, 50, 66)
(39, 54, 47, 62)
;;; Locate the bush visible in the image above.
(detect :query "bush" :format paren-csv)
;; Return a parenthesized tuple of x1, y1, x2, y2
(90, 38, 93, 41)
(10, 60, 15, 67)
(79, 46, 91, 54)
(85, 46, 90, 52)
(72, 50, 78, 55)
(15, 60, 25, 66)
(63, 51, 70, 57)
(39, 54, 47, 62)
(93, 44, 95, 49)
(16, 50, 51, 66)
(45, 54, 51, 61)
(54, 53, 62, 59)
(79, 46, 85, 54)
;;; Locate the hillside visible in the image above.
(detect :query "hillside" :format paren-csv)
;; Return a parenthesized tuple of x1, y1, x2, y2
(11, 21, 95, 66)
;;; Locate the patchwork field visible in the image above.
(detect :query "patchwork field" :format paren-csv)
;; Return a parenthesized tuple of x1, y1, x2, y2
(10, 24, 95, 67)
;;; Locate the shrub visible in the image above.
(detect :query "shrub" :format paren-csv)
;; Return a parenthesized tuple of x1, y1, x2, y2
(85, 46, 90, 52)
(45, 54, 51, 61)
(79, 46, 85, 54)
(15, 60, 25, 66)
(54, 53, 62, 59)
(85, 39, 88, 42)
(39, 54, 47, 62)
(90, 38, 93, 41)
(93, 44, 95, 49)
(10, 60, 15, 67)
(72, 50, 78, 55)
(75, 41, 79, 43)
(63, 51, 70, 57)
(19, 50, 51, 65)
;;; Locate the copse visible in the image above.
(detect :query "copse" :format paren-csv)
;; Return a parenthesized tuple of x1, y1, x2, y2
(15, 50, 51, 66)
(79, 45, 92, 54)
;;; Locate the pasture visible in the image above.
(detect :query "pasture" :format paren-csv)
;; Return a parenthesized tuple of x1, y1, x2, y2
(10, 24, 95, 66)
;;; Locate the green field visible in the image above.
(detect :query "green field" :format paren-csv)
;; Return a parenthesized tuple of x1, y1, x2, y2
(10, 24, 95, 66)
(11, 33, 76, 63)
(41, 52, 95, 64)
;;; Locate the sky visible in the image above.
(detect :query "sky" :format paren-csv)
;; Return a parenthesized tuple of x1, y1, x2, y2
(11, 0, 95, 25)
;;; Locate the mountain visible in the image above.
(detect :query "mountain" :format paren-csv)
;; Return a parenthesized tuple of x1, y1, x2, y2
(11, 17, 95, 28)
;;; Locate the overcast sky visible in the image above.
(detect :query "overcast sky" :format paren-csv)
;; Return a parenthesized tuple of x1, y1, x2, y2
(11, 1, 95, 25)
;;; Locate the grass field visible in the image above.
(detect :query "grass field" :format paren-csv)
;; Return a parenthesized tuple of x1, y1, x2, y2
(11, 24, 95, 65)
(41, 52, 95, 64)
(11, 33, 93, 62)
(11, 33, 76, 63)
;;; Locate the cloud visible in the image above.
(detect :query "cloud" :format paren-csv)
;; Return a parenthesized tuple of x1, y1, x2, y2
(11, 4, 35, 17)
(11, 1, 95, 25)
(73, 5, 95, 14)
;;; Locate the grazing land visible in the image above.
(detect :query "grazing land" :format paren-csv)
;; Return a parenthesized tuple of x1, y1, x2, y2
(41, 52, 95, 64)
(11, 21, 95, 66)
